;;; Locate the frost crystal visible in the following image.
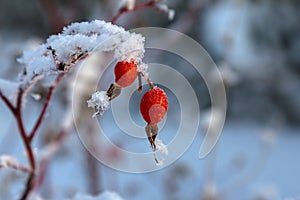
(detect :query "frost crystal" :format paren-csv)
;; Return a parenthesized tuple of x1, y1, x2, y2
(17, 20, 146, 87)
(154, 139, 168, 166)
(87, 91, 110, 117)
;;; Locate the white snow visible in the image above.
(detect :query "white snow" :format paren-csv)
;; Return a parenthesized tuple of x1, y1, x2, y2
(154, 138, 168, 166)
(87, 91, 110, 117)
(17, 20, 146, 87)
(113, 32, 145, 63)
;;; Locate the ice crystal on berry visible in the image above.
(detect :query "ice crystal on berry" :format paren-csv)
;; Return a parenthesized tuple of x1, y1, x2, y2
(87, 91, 110, 117)
(154, 138, 168, 166)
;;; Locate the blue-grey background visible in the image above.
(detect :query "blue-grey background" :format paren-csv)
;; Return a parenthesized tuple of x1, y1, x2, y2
(0, 0, 299, 199)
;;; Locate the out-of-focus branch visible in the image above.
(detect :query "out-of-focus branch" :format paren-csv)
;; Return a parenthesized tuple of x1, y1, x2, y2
(0, 72, 67, 199)
(14, 89, 36, 200)
(34, 126, 70, 192)
(39, 0, 66, 33)
(29, 73, 66, 143)
(0, 91, 15, 114)
(111, 0, 156, 24)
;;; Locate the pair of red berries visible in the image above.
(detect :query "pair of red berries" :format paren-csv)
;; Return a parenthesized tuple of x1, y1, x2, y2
(107, 61, 168, 152)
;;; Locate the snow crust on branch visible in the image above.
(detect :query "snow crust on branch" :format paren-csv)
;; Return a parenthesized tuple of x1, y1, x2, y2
(17, 20, 147, 87)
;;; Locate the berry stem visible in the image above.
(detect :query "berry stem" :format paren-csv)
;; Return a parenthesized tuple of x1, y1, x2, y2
(138, 72, 143, 92)
(146, 77, 155, 89)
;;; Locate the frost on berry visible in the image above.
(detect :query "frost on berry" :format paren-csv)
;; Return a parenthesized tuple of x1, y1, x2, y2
(87, 91, 110, 117)
(154, 139, 169, 166)
(140, 87, 168, 124)
(114, 61, 138, 87)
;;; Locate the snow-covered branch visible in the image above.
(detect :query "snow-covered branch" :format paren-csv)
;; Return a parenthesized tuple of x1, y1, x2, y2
(17, 20, 146, 89)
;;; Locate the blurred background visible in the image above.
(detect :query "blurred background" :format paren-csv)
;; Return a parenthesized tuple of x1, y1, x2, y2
(0, 0, 300, 199)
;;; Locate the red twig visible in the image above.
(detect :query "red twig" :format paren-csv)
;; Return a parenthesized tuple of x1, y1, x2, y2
(0, 91, 16, 114)
(34, 127, 70, 191)
(111, 0, 155, 24)
(0, 72, 66, 200)
(14, 89, 36, 200)
(29, 73, 66, 142)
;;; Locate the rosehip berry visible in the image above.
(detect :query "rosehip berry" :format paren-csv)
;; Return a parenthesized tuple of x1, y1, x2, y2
(140, 87, 168, 152)
(140, 87, 168, 124)
(114, 61, 138, 88)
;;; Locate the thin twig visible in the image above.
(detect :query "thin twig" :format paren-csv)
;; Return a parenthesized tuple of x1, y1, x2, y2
(0, 91, 16, 114)
(14, 89, 36, 200)
(29, 73, 66, 142)
(34, 127, 70, 191)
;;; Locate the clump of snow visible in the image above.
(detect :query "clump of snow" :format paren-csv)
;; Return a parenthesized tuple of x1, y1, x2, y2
(17, 20, 146, 88)
(87, 91, 110, 117)
(114, 32, 145, 64)
(17, 44, 57, 84)
(154, 138, 168, 166)
(66, 191, 124, 200)
(30, 93, 41, 101)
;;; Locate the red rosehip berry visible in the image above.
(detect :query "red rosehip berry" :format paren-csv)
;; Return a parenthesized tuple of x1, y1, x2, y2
(140, 87, 168, 152)
(140, 87, 168, 125)
(114, 61, 138, 88)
